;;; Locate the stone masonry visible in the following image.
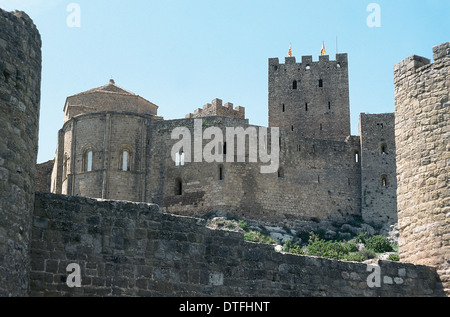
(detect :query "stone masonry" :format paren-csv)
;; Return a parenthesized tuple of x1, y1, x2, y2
(1, 7, 449, 297)
(359, 113, 397, 228)
(48, 53, 396, 228)
(0, 9, 41, 296)
(394, 42, 450, 295)
(268, 54, 351, 141)
(30, 193, 445, 297)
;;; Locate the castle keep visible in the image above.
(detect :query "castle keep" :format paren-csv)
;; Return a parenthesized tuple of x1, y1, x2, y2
(47, 52, 397, 231)
(0, 8, 448, 297)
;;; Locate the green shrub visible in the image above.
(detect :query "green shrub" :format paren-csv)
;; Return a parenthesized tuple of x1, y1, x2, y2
(345, 252, 366, 262)
(341, 242, 359, 253)
(344, 249, 376, 262)
(306, 237, 347, 260)
(238, 220, 248, 231)
(365, 235, 393, 253)
(244, 231, 276, 245)
(282, 239, 304, 255)
(359, 248, 376, 260)
(387, 254, 400, 261)
(308, 231, 323, 244)
(355, 233, 367, 244)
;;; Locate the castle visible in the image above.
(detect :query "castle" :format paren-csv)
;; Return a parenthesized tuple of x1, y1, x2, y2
(0, 9, 448, 297)
(44, 51, 397, 232)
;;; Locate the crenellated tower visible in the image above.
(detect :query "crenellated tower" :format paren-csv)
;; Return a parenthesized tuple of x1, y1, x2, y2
(268, 54, 351, 141)
(394, 42, 450, 295)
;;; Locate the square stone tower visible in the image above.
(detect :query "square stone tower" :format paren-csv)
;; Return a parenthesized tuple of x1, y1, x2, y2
(268, 54, 351, 141)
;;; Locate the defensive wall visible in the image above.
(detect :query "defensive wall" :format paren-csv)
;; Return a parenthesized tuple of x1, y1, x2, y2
(30, 192, 445, 297)
(147, 116, 362, 225)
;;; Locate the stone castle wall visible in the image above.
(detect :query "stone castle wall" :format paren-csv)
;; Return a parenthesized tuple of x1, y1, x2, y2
(359, 113, 397, 228)
(0, 9, 41, 296)
(394, 42, 450, 295)
(36, 160, 54, 193)
(50, 113, 364, 226)
(145, 117, 361, 225)
(30, 193, 445, 297)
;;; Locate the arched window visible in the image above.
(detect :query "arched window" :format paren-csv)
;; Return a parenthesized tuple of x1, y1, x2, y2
(319, 79, 323, 87)
(83, 149, 93, 172)
(175, 178, 182, 195)
(381, 143, 387, 155)
(122, 150, 130, 171)
(354, 151, 360, 163)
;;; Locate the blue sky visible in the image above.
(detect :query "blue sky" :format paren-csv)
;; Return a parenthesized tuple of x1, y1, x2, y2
(0, 0, 448, 163)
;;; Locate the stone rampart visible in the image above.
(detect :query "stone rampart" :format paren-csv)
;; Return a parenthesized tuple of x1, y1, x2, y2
(29, 193, 445, 297)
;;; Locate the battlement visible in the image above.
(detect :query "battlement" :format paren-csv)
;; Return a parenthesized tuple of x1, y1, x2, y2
(185, 98, 245, 119)
(433, 42, 450, 61)
(269, 53, 348, 71)
(394, 41, 450, 86)
(268, 51, 350, 141)
(393, 55, 431, 79)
